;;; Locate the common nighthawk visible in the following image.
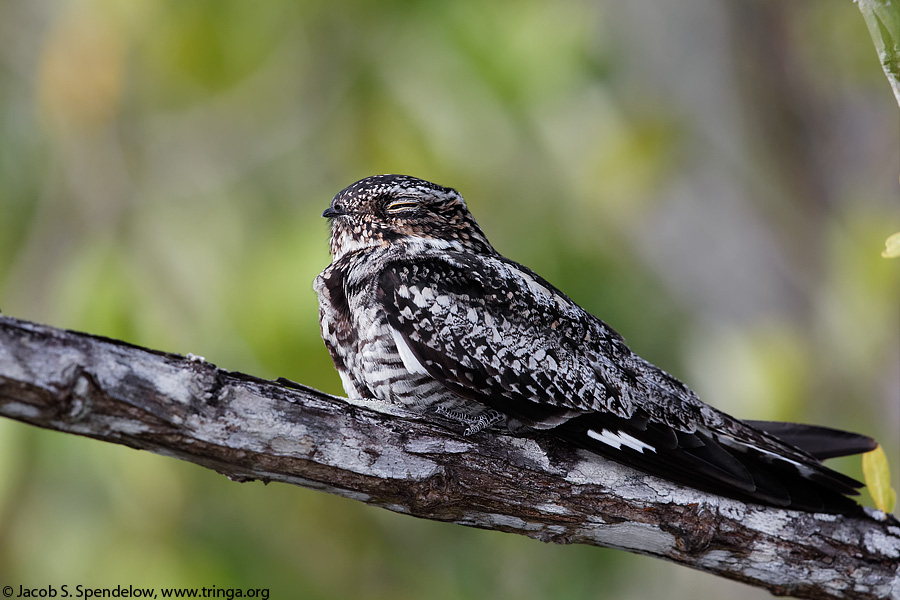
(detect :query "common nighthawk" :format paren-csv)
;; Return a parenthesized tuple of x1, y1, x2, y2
(314, 174, 877, 514)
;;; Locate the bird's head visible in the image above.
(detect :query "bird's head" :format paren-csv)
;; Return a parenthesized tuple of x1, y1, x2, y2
(322, 174, 495, 261)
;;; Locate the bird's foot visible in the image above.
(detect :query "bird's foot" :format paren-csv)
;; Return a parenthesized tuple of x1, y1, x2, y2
(433, 406, 504, 435)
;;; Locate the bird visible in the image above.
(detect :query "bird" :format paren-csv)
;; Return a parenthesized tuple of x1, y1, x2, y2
(314, 174, 877, 514)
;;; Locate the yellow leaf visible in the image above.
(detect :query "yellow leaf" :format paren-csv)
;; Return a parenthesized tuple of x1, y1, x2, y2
(882, 231, 900, 258)
(862, 445, 897, 513)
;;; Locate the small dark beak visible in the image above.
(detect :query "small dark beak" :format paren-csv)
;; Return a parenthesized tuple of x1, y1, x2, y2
(322, 205, 346, 219)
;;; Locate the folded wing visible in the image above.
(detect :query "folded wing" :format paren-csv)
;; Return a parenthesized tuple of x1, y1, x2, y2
(378, 252, 869, 513)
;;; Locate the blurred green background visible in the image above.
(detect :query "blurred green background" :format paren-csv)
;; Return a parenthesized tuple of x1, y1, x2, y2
(0, 0, 897, 598)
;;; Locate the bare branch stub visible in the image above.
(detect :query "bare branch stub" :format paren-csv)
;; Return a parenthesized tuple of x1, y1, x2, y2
(0, 315, 898, 600)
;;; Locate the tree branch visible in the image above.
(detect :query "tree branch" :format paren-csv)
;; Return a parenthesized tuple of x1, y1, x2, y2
(0, 315, 897, 599)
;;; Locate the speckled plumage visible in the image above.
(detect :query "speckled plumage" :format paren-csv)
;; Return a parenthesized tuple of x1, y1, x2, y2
(314, 174, 875, 513)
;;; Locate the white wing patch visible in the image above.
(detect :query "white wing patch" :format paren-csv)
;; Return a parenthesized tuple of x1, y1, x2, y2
(588, 428, 656, 453)
(391, 327, 430, 375)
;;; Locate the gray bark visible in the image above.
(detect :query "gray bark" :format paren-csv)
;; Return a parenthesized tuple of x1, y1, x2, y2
(0, 315, 897, 599)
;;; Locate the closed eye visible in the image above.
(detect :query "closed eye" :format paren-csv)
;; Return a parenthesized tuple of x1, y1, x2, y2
(385, 199, 419, 214)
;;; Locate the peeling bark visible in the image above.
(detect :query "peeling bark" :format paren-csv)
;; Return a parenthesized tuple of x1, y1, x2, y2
(0, 315, 897, 599)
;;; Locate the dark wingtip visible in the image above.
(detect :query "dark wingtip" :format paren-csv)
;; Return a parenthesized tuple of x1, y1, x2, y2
(746, 421, 878, 460)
